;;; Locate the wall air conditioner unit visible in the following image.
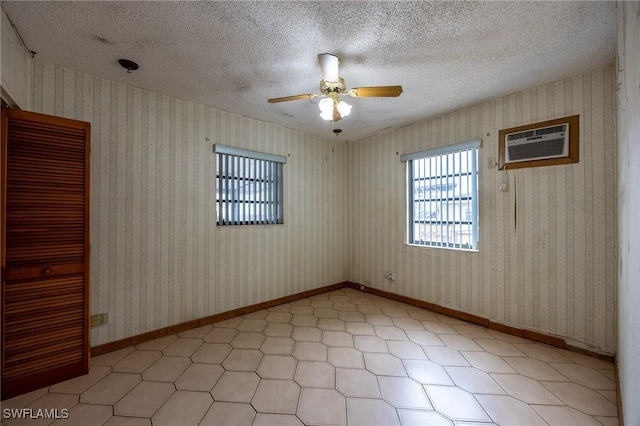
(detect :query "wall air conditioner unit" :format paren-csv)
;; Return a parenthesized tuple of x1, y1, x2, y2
(498, 115, 579, 170)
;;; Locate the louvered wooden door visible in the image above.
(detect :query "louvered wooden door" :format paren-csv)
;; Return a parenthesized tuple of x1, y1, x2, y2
(1, 107, 90, 400)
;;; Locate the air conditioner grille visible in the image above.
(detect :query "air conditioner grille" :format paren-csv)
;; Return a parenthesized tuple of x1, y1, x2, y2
(508, 137, 565, 161)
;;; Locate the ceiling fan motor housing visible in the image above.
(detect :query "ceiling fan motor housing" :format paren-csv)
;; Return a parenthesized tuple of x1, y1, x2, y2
(320, 77, 346, 95)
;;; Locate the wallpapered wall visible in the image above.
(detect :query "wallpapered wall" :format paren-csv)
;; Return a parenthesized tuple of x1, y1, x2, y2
(30, 60, 617, 354)
(30, 60, 349, 346)
(347, 66, 617, 354)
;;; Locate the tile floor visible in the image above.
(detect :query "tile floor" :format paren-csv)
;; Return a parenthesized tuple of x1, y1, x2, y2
(1, 288, 620, 426)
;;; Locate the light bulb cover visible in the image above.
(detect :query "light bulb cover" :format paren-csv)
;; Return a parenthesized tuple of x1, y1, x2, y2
(337, 100, 351, 117)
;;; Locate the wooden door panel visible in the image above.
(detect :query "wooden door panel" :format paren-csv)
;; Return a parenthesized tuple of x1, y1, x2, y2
(1, 106, 90, 400)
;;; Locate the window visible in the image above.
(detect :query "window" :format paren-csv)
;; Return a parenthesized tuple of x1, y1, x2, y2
(215, 144, 286, 226)
(401, 140, 480, 250)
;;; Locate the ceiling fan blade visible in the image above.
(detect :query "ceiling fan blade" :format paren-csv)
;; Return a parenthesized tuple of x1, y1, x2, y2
(318, 53, 339, 83)
(268, 94, 318, 103)
(347, 86, 403, 98)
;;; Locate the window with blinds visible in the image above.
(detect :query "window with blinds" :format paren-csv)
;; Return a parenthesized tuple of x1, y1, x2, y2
(214, 145, 286, 226)
(401, 140, 480, 250)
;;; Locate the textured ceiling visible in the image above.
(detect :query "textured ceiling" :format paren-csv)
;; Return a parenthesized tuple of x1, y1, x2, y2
(1, 1, 617, 141)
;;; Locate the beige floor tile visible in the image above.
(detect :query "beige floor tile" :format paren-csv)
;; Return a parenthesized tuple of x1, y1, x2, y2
(257, 355, 297, 379)
(353, 335, 389, 353)
(291, 326, 322, 341)
(252, 414, 303, 426)
(460, 351, 517, 374)
(142, 356, 191, 382)
(339, 311, 366, 322)
(314, 307, 339, 318)
(392, 317, 425, 330)
(175, 363, 224, 391)
(202, 327, 238, 343)
(594, 415, 621, 426)
(178, 324, 212, 338)
(397, 409, 453, 426)
(265, 311, 292, 323)
(346, 398, 400, 426)
(345, 321, 376, 335)
(532, 405, 604, 426)
(363, 353, 407, 376)
(289, 305, 314, 315)
(444, 367, 505, 394)
(358, 304, 384, 315)
(490, 374, 563, 405)
(542, 382, 618, 416)
(237, 318, 267, 332)
(1, 387, 50, 411)
(328, 347, 365, 368)
(290, 315, 318, 327)
(230, 331, 266, 349)
(222, 349, 263, 371)
(422, 346, 470, 366)
(297, 388, 345, 425)
(103, 416, 151, 426)
(475, 395, 547, 425)
(549, 362, 617, 390)
(421, 321, 459, 334)
(322, 331, 353, 347)
(151, 391, 212, 426)
(80, 373, 141, 405)
(441, 335, 484, 351)
(14, 291, 618, 426)
(317, 318, 346, 331)
(387, 340, 428, 359)
(365, 314, 395, 326)
(135, 335, 177, 351)
(379, 376, 432, 409)
(210, 371, 260, 403)
(505, 357, 570, 381)
(49, 366, 111, 395)
(114, 381, 174, 417)
(382, 307, 410, 318)
(424, 386, 491, 422)
(112, 350, 162, 373)
(190, 343, 233, 364)
(474, 339, 526, 357)
(50, 403, 112, 426)
(260, 336, 295, 354)
(199, 401, 256, 426)
(293, 341, 328, 361)
(452, 324, 495, 339)
(161, 338, 203, 357)
(336, 368, 381, 398)
(512, 342, 573, 363)
(405, 329, 444, 346)
(375, 325, 409, 341)
(555, 349, 615, 370)
(403, 359, 453, 385)
(90, 347, 136, 366)
(408, 310, 439, 321)
(251, 379, 300, 414)
(263, 322, 294, 337)
(295, 361, 336, 388)
(333, 302, 357, 311)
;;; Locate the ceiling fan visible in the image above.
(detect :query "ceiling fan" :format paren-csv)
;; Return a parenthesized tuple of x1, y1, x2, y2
(268, 53, 403, 122)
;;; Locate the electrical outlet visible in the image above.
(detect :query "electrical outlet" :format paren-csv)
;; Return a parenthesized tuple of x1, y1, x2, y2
(91, 313, 108, 327)
(488, 157, 498, 169)
(385, 272, 396, 281)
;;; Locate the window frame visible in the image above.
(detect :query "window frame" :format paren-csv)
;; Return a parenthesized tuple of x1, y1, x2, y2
(214, 144, 286, 226)
(401, 139, 480, 251)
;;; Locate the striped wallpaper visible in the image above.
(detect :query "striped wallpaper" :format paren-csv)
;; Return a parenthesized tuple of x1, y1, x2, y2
(30, 60, 349, 347)
(347, 66, 617, 354)
(29, 60, 617, 355)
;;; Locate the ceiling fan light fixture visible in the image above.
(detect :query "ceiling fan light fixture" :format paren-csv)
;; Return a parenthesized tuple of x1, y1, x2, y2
(337, 100, 351, 117)
(319, 98, 334, 120)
